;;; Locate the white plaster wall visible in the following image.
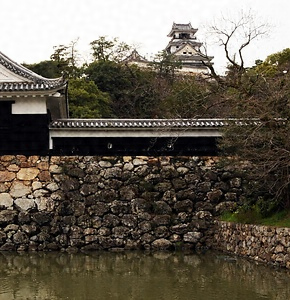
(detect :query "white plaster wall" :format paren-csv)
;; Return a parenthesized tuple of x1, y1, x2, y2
(12, 98, 47, 114)
(176, 45, 197, 56)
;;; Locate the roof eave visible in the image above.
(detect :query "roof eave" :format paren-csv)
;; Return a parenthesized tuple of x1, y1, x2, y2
(0, 83, 67, 98)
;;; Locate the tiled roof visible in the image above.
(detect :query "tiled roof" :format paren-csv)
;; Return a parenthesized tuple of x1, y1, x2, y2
(167, 22, 198, 37)
(172, 23, 194, 31)
(123, 49, 148, 63)
(175, 55, 214, 62)
(0, 79, 66, 92)
(50, 119, 228, 129)
(166, 41, 202, 51)
(0, 51, 66, 92)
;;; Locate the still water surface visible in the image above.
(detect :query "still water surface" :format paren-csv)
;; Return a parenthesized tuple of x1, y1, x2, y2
(0, 251, 289, 300)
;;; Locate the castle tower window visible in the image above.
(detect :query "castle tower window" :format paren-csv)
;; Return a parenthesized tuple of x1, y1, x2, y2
(180, 33, 190, 39)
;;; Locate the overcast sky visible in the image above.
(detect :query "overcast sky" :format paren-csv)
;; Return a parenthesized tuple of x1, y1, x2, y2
(0, 0, 289, 73)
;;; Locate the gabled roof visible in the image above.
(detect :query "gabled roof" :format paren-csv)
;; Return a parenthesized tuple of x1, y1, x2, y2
(0, 51, 67, 94)
(166, 41, 203, 54)
(173, 43, 198, 54)
(167, 40, 202, 47)
(123, 49, 148, 63)
(173, 43, 214, 61)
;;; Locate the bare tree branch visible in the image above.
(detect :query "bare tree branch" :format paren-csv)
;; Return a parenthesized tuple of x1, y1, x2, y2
(208, 10, 270, 74)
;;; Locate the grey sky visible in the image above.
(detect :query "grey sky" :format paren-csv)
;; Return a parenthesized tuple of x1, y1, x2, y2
(1, 0, 289, 73)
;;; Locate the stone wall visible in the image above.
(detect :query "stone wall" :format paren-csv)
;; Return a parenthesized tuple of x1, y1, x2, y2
(1, 155, 290, 269)
(0, 155, 242, 252)
(213, 221, 290, 269)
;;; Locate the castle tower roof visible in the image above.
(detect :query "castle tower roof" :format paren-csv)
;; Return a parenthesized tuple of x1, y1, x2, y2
(167, 22, 198, 37)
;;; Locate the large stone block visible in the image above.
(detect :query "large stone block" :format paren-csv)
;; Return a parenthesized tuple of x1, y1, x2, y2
(103, 167, 122, 179)
(31, 212, 52, 225)
(0, 171, 15, 182)
(15, 198, 35, 211)
(152, 238, 172, 250)
(0, 193, 13, 208)
(0, 210, 17, 225)
(38, 170, 51, 181)
(153, 201, 172, 214)
(10, 182, 31, 198)
(13, 231, 29, 244)
(17, 168, 39, 180)
(183, 231, 202, 243)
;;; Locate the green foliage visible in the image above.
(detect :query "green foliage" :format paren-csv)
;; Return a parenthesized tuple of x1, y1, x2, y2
(24, 40, 83, 79)
(260, 211, 290, 227)
(50, 40, 82, 78)
(256, 48, 290, 76)
(220, 207, 290, 228)
(220, 208, 262, 225)
(23, 60, 61, 78)
(90, 36, 131, 62)
(109, 66, 164, 118)
(150, 50, 181, 81)
(86, 60, 170, 118)
(160, 77, 212, 118)
(86, 60, 131, 96)
(219, 50, 290, 210)
(68, 78, 111, 118)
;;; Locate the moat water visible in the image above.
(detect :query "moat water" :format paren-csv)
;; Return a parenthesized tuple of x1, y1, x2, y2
(0, 251, 289, 300)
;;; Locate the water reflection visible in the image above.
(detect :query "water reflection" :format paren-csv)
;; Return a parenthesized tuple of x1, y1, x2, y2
(0, 251, 289, 300)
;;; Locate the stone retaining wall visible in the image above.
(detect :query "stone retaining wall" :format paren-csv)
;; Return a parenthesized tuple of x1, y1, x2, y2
(0, 155, 241, 252)
(213, 221, 290, 269)
(1, 155, 289, 269)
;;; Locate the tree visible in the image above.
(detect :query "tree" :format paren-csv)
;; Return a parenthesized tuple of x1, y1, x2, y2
(205, 10, 269, 86)
(219, 50, 290, 213)
(50, 39, 82, 78)
(86, 37, 172, 119)
(68, 78, 112, 118)
(255, 48, 290, 76)
(109, 65, 169, 118)
(159, 76, 214, 118)
(150, 51, 181, 82)
(90, 36, 131, 62)
(86, 60, 169, 118)
(23, 60, 61, 78)
(195, 11, 289, 213)
(23, 40, 82, 79)
(85, 60, 131, 97)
